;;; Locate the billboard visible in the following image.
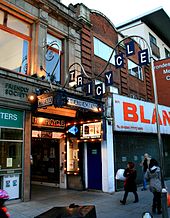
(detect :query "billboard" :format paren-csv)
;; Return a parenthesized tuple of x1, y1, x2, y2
(113, 94, 170, 134)
(154, 57, 170, 106)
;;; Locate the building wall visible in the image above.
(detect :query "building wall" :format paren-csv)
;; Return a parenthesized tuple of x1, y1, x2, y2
(118, 22, 170, 60)
(0, 0, 82, 201)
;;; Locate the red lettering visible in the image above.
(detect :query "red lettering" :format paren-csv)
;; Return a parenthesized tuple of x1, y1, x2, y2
(162, 110, 170, 126)
(123, 102, 138, 122)
(151, 108, 163, 125)
(140, 105, 150, 123)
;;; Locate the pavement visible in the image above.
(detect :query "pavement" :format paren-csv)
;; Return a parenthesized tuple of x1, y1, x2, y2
(6, 180, 170, 218)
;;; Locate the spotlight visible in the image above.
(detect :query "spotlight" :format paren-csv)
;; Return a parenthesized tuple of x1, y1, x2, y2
(27, 93, 37, 104)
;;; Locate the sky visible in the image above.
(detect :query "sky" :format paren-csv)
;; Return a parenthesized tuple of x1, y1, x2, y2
(61, 0, 170, 26)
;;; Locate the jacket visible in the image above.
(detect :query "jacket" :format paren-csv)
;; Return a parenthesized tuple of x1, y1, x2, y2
(123, 168, 137, 192)
(145, 166, 162, 192)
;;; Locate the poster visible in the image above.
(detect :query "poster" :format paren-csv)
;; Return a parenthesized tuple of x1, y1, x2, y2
(3, 174, 20, 199)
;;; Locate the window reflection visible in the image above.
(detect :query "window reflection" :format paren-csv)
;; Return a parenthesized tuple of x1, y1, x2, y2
(0, 142, 22, 169)
(0, 128, 23, 140)
(46, 34, 62, 83)
(0, 30, 28, 74)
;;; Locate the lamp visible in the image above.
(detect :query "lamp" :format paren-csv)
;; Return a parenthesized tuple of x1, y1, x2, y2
(27, 93, 38, 104)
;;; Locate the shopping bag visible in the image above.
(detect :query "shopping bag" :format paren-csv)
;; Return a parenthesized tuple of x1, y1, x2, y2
(115, 169, 126, 181)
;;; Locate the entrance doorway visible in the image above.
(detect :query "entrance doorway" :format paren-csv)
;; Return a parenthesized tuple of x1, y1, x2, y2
(31, 138, 60, 184)
(87, 142, 102, 190)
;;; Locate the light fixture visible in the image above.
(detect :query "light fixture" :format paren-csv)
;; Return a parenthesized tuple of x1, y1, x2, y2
(27, 93, 38, 104)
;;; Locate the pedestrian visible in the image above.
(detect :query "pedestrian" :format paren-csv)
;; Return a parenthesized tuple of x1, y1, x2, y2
(140, 153, 151, 191)
(145, 158, 162, 214)
(120, 161, 139, 205)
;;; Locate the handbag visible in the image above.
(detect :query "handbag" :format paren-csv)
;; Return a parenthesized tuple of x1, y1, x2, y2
(115, 169, 126, 181)
(167, 193, 170, 207)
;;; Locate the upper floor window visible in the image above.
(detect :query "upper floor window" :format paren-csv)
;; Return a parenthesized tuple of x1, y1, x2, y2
(128, 59, 143, 80)
(149, 33, 160, 58)
(93, 37, 115, 64)
(149, 33, 157, 45)
(45, 34, 62, 83)
(165, 48, 170, 58)
(0, 10, 31, 74)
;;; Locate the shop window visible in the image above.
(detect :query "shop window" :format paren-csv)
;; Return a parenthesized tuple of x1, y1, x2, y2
(128, 59, 143, 80)
(93, 37, 115, 64)
(45, 34, 62, 83)
(0, 128, 22, 169)
(0, 10, 31, 74)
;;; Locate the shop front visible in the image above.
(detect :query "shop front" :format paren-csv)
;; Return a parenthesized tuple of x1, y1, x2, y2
(0, 108, 23, 200)
(112, 94, 170, 190)
(30, 91, 103, 191)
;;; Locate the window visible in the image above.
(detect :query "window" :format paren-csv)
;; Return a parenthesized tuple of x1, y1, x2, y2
(0, 10, 31, 74)
(128, 59, 143, 80)
(0, 128, 23, 169)
(93, 37, 115, 64)
(46, 34, 62, 83)
(149, 33, 160, 58)
(165, 48, 170, 58)
(149, 33, 157, 45)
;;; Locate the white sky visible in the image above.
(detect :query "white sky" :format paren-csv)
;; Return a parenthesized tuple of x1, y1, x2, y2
(61, 0, 170, 26)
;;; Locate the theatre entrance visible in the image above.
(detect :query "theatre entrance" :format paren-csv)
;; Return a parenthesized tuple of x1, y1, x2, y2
(31, 137, 60, 185)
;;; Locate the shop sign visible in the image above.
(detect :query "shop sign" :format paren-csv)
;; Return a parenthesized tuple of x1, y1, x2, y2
(113, 94, 170, 134)
(154, 58, 170, 81)
(69, 40, 149, 98)
(0, 108, 23, 128)
(67, 97, 98, 111)
(32, 117, 65, 129)
(38, 95, 53, 108)
(4, 83, 29, 98)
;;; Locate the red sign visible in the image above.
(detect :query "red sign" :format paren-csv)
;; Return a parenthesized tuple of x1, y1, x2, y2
(154, 57, 170, 106)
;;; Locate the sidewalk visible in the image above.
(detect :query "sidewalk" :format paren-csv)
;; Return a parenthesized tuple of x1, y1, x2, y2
(7, 181, 170, 218)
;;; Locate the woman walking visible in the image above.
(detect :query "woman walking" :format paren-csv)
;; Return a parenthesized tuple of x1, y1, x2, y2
(145, 158, 162, 214)
(120, 162, 139, 205)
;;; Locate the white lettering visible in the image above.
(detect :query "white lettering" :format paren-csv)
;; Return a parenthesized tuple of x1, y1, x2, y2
(115, 56, 123, 66)
(139, 51, 147, 64)
(96, 86, 102, 96)
(166, 75, 170, 80)
(126, 44, 133, 55)
(77, 76, 83, 86)
(106, 73, 112, 84)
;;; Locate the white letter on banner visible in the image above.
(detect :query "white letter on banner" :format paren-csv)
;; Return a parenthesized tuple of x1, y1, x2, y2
(138, 49, 149, 66)
(69, 70, 75, 82)
(116, 56, 123, 66)
(77, 76, 83, 86)
(96, 85, 102, 96)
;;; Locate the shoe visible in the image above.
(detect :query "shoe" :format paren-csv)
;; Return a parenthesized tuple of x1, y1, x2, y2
(157, 211, 162, 215)
(120, 200, 125, 205)
(133, 200, 139, 203)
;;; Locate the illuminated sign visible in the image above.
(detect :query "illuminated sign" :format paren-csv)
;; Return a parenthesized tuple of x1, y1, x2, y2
(38, 95, 53, 108)
(80, 122, 101, 139)
(32, 117, 65, 129)
(67, 97, 99, 111)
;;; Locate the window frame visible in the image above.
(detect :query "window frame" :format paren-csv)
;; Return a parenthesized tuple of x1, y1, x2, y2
(46, 33, 63, 84)
(128, 59, 143, 81)
(93, 36, 115, 65)
(0, 10, 31, 74)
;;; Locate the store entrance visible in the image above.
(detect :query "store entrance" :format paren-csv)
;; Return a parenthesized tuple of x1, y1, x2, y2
(31, 138, 60, 184)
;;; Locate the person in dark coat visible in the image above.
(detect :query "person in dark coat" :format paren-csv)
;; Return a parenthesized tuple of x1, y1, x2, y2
(120, 162, 139, 205)
(145, 158, 162, 214)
